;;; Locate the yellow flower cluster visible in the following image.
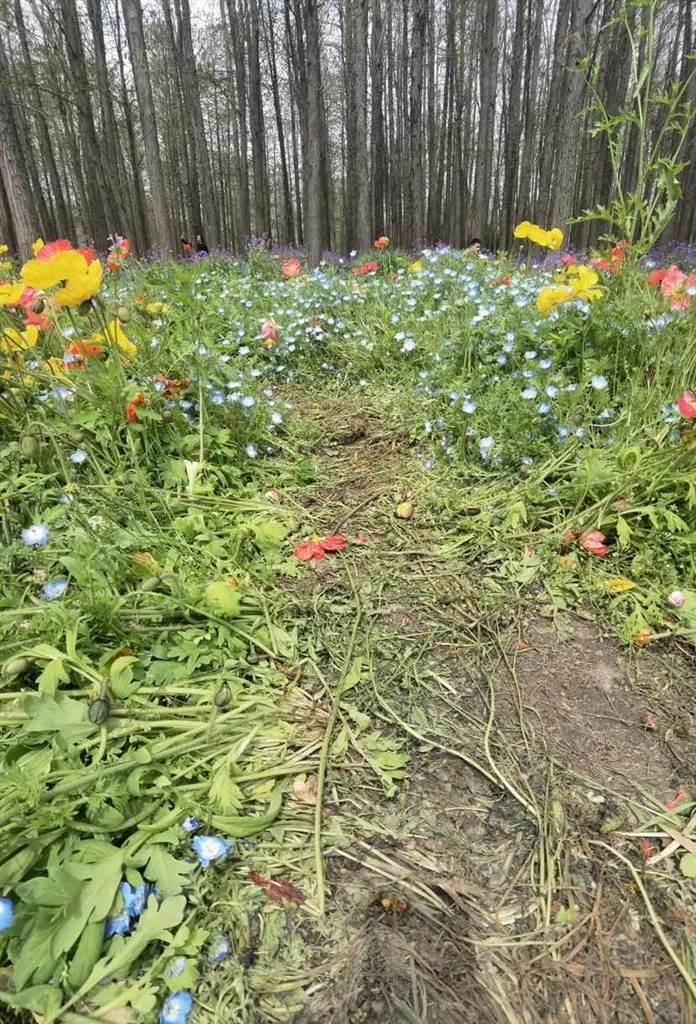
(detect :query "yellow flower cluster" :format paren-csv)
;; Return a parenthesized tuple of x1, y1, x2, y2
(514, 221, 564, 251)
(537, 265, 603, 316)
(21, 248, 103, 307)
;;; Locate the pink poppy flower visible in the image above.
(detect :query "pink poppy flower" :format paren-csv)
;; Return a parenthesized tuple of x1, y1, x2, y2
(579, 530, 608, 558)
(677, 390, 696, 419)
(659, 265, 696, 310)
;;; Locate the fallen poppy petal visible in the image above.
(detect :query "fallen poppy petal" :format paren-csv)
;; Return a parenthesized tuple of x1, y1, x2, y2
(248, 873, 305, 905)
(294, 540, 325, 562)
(320, 534, 347, 553)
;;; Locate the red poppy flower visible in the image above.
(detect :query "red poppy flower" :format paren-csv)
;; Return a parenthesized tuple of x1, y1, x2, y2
(677, 390, 696, 419)
(36, 239, 73, 262)
(68, 339, 104, 360)
(281, 257, 302, 278)
(155, 374, 190, 397)
(374, 236, 390, 251)
(579, 529, 608, 558)
(647, 268, 667, 286)
(126, 392, 146, 423)
(352, 261, 379, 277)
(294, 534, 347, 561)
(591, 257, 612, 273)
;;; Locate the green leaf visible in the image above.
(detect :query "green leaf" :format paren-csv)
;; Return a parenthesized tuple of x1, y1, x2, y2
(67, 919, 104, 991)
(2, 985, 62, 1017)
(211, 786, 283, 837)
(51, 843, 123, 957)
(36, 658, 70, 696)
(110, 656, 143, 699)
(74, 895, 187, 1001)
(344, 703, 370, 733)
(616, 516, 632, 548)
(209, 762, 244, 814)
(205, 581, 242, 617)
(252, 519, 291, 549)
(679, 852, 696, 878)
(140, 843, 194, 896)
(19, 693, 96, 743)
(340, 657, 363, 694)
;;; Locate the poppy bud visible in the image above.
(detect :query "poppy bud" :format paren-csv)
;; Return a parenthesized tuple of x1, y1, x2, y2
(78, 300, 93, 316)
(20, 435, 41, 460)
(139, 576, 162, 592)
(214, 683, 232, 708)
(3, 656, 32, 678)
(32, 299, 45, 314)
(117, 306, 131, 323)
(88, 697, 110, 724)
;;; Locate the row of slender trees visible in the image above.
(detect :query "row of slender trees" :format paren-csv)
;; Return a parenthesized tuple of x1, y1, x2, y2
(0, 0, 694, 262)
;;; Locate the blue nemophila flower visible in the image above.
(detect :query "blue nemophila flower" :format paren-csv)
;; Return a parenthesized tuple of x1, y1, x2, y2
(521, 387, 538, 400)
(462, 400, 477, 414)
(21, 524, 49, 547)
(120, 882, 147, 919)
(546, 385, 559, 398)
(160, 991, 193, 1024)
(105, 909, 130, 938)
(42, 578, 68, 601)
(401, 338, 416, 353)
(70, 449, 88, 464)
(539, 358, 552, 369)
(208, 935, 230, 965)
(537, 403, 551, 415)
(524, 350, 537, 360)
(241, 396, 255, 408)
(165, 956, 188, 978)
(0, 897, 14, 932)
(591, 375, 608, 390)
(209, 390, 225, 406)
(271, 412, 283, 426)
(245, 443, 258, 459)
(192, 835, 231, 868)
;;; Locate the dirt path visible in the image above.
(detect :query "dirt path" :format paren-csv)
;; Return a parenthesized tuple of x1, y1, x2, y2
(278, 394, 695, 1024)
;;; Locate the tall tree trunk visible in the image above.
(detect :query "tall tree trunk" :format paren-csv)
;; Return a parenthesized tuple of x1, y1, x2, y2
(370, 0, 386, 238)
(472, 0, 498, 241)
(546, 0, 594, 235)
(59, 0, 111, 246)
(0, 92, 36, 257)
(13, 0, 72, 238)
(122, 0, 175, 253)
(175, 0, 219, 248)
(246, 0, 271, 238)
(406, 0, 427, 246)
(353, 0, 371, 248)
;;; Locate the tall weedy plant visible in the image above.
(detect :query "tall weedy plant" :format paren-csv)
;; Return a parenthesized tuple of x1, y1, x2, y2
(577, 0, 695, 253)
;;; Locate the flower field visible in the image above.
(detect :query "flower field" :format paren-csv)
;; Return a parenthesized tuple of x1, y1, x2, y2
(0, 235, 695, 1022)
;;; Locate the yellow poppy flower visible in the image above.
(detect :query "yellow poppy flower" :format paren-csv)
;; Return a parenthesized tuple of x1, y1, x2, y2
(144, 302, 168, 316)
(0, 281, 25, 306)
(0, 260, 12, 273)
(96, 319, 137, 360)
(53, 259, 103, 307)
(32, 238, 45, 256)
(408, 260, 425, 273)
(528, 224, 550, 246)
(21, 250, 103, 307)
(1, 325, 39, 354)
(513, 221, 533, 240)
(0, 244, 8, 255)
(46, 356, 69, 380)
(546, 228, 564, 251)
(565, 265, 602, 302)
(537, 284, 573, 316)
